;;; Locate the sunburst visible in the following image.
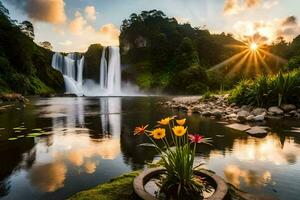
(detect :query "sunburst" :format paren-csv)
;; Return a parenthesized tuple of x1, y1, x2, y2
(209, 37, 287, 77)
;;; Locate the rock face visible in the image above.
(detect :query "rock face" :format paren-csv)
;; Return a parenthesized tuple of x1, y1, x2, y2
(268, 107, 284, 115)
(280, 104, 296, 112)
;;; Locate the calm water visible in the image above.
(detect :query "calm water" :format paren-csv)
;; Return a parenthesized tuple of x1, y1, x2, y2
(0, 97, 300, 200)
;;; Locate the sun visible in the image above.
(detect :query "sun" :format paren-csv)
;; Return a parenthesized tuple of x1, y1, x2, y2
(250, 42, 258, 51)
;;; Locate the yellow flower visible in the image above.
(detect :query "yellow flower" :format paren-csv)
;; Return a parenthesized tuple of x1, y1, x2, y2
(176, 118, 186, 126)
(157, 117, 172, 125)
(172, 126, 187, 137)
(150, 128, 166, 139)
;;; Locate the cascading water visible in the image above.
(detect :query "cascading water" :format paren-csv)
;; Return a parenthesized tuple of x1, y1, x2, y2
(51, 46, 140, 96)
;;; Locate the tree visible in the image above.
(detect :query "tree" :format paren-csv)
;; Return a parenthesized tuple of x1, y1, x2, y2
(19, 21, 35, 39)
(39, 41, 53, 50)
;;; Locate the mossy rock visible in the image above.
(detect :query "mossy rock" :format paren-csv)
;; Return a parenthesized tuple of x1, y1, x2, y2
(68, 171, 142, 200)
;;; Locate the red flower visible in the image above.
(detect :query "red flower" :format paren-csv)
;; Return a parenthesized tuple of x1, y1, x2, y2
(133, 125, 149, 135)
(189, 134, 203, 143)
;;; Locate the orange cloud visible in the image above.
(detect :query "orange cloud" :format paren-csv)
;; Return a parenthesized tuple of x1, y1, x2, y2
(224, 0, 277, 15)
(85, 6, 96, 21)
(69, 11, 87, 34)
(27, 0, 67, 24)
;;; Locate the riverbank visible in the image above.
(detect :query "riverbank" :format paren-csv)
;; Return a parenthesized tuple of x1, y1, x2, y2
(163, 95, 300, 136)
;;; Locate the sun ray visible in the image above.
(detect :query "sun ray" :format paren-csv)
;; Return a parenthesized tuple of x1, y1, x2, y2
(257, 50, 272, 73)
(260, 49, 287, 64)
(227, 52, 251, 77)
(209, 49, 248, 71)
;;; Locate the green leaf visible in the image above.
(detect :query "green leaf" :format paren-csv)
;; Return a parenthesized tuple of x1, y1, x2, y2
(8, 137, 18, 141)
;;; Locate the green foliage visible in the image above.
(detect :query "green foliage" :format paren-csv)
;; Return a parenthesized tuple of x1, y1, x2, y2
(284, 55, 300, 71)
(229, 70, 300, 107)
(120, 10, 242, 94)
(0, 3, 63, 95)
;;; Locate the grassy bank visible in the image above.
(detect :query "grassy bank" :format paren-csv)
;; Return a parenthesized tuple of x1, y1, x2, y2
(229, 69, 300, 107)
(68, 171, 141, 200)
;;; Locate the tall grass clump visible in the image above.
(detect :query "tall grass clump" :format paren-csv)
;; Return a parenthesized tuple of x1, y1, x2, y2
(229, 69, 300, 107)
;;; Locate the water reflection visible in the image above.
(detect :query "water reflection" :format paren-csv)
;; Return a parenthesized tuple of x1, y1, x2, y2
(29, 162, 67, 192)
(230, 133, 300, 165)
(224, 165, 272, 188)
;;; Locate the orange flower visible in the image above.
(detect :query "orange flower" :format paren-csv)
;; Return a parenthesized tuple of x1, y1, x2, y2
(133, 125, 149, 135)
(157, 117, 172, 125)
(176, 118, 186, 126)
(172, 126, 187, 137)
(150, 128, 166, 139)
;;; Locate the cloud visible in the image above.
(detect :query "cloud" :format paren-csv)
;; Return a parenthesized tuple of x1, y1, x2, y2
(282, 16, 297, 26)
(59, 40, 73, 46)
(232, 16, 300, 43)
(224, 0, 278, 15)
(5, 0, 67, 24)
(69, 11, 87, 34)
(175, 16, 190, 24)
(85, 6, 96, 21)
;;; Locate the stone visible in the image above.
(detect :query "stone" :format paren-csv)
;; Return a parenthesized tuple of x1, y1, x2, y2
(252, 108, 267, 116)
(237, 110, 250, 121)
(212, 109, 222, 118)
(254, 114, 265, 121)
(246, 115, 255, 121)
(226, 123, 251, 131)
(246, 126, 268, 136)
(240, 105, 251, 112)
(280, 104, 296, 112)
(268, 107, 284, 115)
(202, 111, 212, 117)
(192, 105, 202, 112)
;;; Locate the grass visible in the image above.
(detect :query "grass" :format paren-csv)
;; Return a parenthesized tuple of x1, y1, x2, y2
(229, 69, 300, 107)
(68, 171, 142, 200)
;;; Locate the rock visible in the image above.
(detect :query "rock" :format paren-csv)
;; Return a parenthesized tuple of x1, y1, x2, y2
(246, 126, 268, 136)
(202, 111, 212, 117)
(192, 105, 202, 112)
(280, 104, 296, 112)
(268, 107, 284, 115)
(240, 105, 251, 112)
(172, 96, 200, 105)
(212, 110, 222, 118)
(246, 115, 255, 121)
(226, 123, 251, 131)
(227, 113, 237, 118)
(254, 114, 265, 121)
(237, 110, 250, 121)
(252, 108, 267, 116)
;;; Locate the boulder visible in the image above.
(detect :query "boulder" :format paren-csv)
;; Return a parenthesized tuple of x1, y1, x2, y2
(237, 110, 250, 121)
(252, 108, 267, 116)
(246, 126, 268, 136)
(192, 105, 202, 112)
(240, 105, 251, 112)
(268, 107, 284, 115)
(212, 110, 222, 118)
(280, 104, 296, 112)
(202, 111, 212, 117)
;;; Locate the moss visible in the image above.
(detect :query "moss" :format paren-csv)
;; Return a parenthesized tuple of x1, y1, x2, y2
(68, 171, 142, 200)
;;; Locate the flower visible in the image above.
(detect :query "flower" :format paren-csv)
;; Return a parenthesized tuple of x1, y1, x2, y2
(189, 134, 203, 143)
(157, 117, 172, 125)
(150, 128, 166, 139)
(133, 125, 149, 135)
(172, 126, 187, 137)
(176, 118, 186, 126)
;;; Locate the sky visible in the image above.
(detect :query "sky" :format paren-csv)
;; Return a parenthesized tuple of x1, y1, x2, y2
(2, 0, 300, 52)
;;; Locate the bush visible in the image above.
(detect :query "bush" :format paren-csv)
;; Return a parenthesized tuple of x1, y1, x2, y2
(229, 70, 300, 107)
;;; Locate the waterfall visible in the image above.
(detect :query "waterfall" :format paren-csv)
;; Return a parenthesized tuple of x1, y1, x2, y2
(100, 47, 108, 89)
(51, 46, 131, 96)
(107, 47, 121, 95)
